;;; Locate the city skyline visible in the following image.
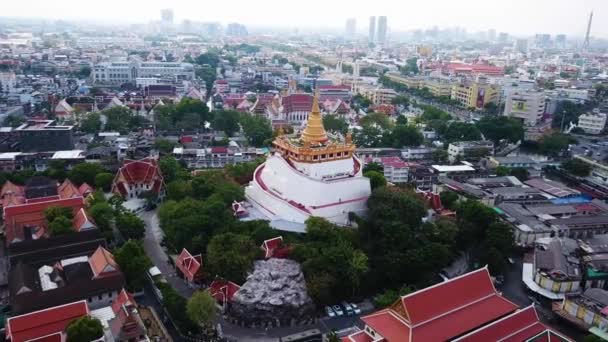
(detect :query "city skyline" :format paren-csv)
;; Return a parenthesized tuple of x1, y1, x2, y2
(1, 0, 608, 38)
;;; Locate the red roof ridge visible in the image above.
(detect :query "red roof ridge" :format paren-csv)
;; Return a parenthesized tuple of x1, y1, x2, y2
(400, 266, 493, 302)
(412, 291, 498, 328)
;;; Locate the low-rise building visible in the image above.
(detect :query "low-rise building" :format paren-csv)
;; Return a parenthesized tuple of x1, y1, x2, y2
(450, 76, 500, 110)
(172, 146, 265, 169)
(556, 288, 608, 339)
(578, 113, 607, 135)
(447, 141, 494, 163)
(111, 158, 165, 200)
(378, 157, 411, 183)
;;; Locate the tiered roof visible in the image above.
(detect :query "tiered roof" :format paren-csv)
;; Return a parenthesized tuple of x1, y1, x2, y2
(112, 158, 165, 197)
(89, 246, 119, 279)
(176, 248, 203, 283)
(6, 300, 88, 342)
(345, 267, 520, 342)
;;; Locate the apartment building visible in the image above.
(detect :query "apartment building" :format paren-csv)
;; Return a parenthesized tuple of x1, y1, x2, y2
(447, 141, 494, 163)
(503, 90, 546, 126)
(451, 76, 500, 110)
(92, 57, 195, 84)
(578, 113, 607, 135)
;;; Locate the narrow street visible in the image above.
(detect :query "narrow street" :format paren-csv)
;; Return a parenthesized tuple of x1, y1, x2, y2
(138, 209, 194, 297)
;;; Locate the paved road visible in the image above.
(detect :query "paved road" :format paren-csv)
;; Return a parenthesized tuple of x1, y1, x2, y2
(138, 210, 195, 297)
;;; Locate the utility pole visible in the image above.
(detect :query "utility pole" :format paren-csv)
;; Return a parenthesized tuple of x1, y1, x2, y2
(583, 11, 593, 52)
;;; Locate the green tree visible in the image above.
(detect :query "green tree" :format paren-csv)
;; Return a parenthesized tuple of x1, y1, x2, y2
(89, 202, 114, 232)
(48, 216, 74, 236)
(45, 206, 74, 223)
(95, 172, 114, 192)
(66, 317, 103, 342)
(552, 101, 584, 130)
(509, 167, 530, 181)
(225, 158, 264, 184)
(360, 112, 394, 131)
(364, 171, 387, 189)
(116, 212, 145, 240)
(240, 114, 273, 146)
(166, 180, 193, 200)
(68, 163, 106, 186)
(476, 116, 524, 144)
(114, 240, 152, 291)
(159, 156, 182, 183)
(495, 166, 509, 176)
(443, 122, 482, 143)
(391, 95, 410, 107)
(539, 132, 573, 157)
(206, 233, 259, 283)
(373, 285, 414, 308)
(562, 158, 592, 177)
(79, 112, 102, 134)
(186, 291, 217, 328)
(213, 110, 241, 136)
(322, 115, 349, 134)
(396, 115, 408, 126)
(154, 139, 176, 154)
(363, 162, 383, 173)
(439, 191, 459, 210)
(102, 106, 134, 133)
(390, 125, 423, 147)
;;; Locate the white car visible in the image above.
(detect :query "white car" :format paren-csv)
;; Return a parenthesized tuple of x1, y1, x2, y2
(333, 305, 344, 316)
(351, 303, 362, 315)
(325, 306, 336, 318)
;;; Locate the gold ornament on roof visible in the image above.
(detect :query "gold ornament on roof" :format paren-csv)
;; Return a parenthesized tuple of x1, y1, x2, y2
(300, 89, 328, 144)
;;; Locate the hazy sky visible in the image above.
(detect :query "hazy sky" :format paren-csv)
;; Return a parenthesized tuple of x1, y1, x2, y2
(3, 0, 608, 38)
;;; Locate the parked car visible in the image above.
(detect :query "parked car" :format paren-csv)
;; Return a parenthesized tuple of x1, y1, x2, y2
(350, 303, 361, 315)
(341, 302, 354, 316)
(325, 306, 336, 318)
(332, 305, 344, 316)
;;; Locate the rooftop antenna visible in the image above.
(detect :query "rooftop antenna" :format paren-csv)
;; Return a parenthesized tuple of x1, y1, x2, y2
(583, 10, 593, 52)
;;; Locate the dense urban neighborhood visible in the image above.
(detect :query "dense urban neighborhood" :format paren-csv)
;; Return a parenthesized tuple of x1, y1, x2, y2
(1, 5, 608, 342)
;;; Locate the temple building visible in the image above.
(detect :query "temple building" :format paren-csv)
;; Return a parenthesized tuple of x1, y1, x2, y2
(244, 92, 371, 230)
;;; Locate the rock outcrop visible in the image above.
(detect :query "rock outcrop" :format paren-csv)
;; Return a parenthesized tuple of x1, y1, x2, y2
(229, 258, 315, 327)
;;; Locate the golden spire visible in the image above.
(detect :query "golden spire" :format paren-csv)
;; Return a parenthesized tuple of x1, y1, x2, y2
(301, 89, 328, 144)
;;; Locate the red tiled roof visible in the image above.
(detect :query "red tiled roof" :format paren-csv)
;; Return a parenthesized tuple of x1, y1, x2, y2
(453, 305, 572, 342)
(111, 289, 137, 314)
(208, 278, 241, 303)
(73, 208, 96, 232)
(4, 197, 85, 243)
(360, 267, 519, 342)
(341, 330, 374, 342)
(78, 183, 94, 197)
(210, 147, 229, 154)
(381, 157, 408, 169)
(58, 180, 80, 199)
(89, 246, 120, 278)
(362, 310, 410, 341)
(261, 236, 283, 259)
(112, 158, 164, 197)
(1, 181, 25, 199)
(6, 300, 88, 342)
(176, 248, 203, 282)
(445, 63, 504, 75)
(282, 94, 313, 114)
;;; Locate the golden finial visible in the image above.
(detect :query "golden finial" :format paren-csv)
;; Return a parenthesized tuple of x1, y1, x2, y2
(277, 126, 285, 136)
(300, 89, 328, 144)
(346, 131, 353, 144)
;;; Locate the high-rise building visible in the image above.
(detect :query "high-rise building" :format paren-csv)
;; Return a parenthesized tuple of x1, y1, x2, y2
(487, 29, 497, 42)
(345, 18, 356, 39)
(161, 9, 174, 25)
(515, 38, 528, 54)
(377, 16, 387, 45)
(369, 16, 376, 43)
(555, 34, 567, 48)
(498, 32, 509, 43)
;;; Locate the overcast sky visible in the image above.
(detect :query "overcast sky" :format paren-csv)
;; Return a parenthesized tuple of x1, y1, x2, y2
(2, 0, 607, 38)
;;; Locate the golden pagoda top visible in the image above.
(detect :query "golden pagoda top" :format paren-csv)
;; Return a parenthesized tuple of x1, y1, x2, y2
(300, 90, 328, 144)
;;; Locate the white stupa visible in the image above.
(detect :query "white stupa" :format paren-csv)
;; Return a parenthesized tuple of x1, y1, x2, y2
(245, 92, 371, 230)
